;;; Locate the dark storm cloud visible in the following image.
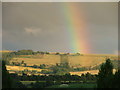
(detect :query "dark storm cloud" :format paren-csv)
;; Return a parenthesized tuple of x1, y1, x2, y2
(2, 2, 118, 54)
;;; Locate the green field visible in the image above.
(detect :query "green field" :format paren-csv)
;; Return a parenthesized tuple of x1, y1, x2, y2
(20, 81, 36, 85)
(46, 83, 97, 88)
(20, 81, 97, 88)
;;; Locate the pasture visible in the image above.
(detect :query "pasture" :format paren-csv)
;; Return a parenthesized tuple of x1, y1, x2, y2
(9, 54, 118, 68)
(6, 65, 47, 72)
(46, 83, 97, 88)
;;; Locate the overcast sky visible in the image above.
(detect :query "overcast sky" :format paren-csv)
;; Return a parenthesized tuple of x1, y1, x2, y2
(2, 2, 118, 54)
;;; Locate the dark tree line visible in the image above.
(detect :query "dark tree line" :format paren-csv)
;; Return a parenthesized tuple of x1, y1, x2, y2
(9, 72, 97, 82)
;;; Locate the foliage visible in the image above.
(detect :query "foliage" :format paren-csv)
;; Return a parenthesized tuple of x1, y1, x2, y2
(113, 69, 120, 88)
(32, 64, 38, 68)
(39, 64, 46, 69)
(41, 70, 53, 74)
(2, 60, 26, 88)
(97, 59, 114, 88)
(73, 67, 89, 71)
(50, 62, 71, 75)
(55, 52, 60, 55)
(2, 61, 12, 88)
(46, 83, 97, 88)
(10, 72, 97, 82)
(76, 53, 80, 55)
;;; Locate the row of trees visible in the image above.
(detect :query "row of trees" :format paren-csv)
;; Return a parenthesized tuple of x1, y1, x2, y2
(10, 73, 97, 82)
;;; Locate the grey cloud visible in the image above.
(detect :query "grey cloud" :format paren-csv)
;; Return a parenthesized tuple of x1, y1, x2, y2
(2, 2, 118, 54)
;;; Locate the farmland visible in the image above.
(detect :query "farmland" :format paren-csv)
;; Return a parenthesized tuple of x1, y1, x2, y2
(9, 53, 118, 68)
(10, 54, 60, 66)
(70, 69, 116, 76)
(5, 52, 118, 76)
(2, 50, 119, 88)
(6, 65, 47, 72)
(46, 83, 97, 88)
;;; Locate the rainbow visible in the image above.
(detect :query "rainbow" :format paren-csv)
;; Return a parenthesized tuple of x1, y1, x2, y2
(60, 3, 90, 54)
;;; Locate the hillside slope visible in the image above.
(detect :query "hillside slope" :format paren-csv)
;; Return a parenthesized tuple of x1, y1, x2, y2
(10, 54, 118, 68)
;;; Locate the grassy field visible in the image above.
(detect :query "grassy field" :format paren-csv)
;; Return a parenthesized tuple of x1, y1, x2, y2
(10, 54, 60, 66)
(7, 65, 117, 75)
(46, 83, 97, 88)
(6, 65, 47, 72)
(20, 81, 37, 85)
(6, 53, 118, 76)
(20, 81, 97, 88)
(10, 54, 118, 67)
(68, 55, 106, 67)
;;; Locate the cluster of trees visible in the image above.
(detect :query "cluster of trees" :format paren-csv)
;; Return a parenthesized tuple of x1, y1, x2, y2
(15, 50, 35, 55)
(27, 81, 55, 88)
(11, 61, 27, 66)
(8, 50, 49, 55)
(97, 59, 120, 88)
(31, 64, 47, 69)
(11, 61, 47, 69)
(21, 62, 71, 75)
(73, 67, 90, 71)
(10, 50, 50, 56)
(50, 62, 71, 75)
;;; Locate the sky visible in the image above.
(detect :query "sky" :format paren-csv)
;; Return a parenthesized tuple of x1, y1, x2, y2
(2, 2, 118, 54)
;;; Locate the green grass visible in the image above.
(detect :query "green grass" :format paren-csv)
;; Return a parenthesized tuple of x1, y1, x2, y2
(46, 83, 97, 88)
(20, 81, 48, 85)
(20, 81, 36, 85)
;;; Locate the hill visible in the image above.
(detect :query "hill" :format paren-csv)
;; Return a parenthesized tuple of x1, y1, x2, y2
(9, 53, 118, 68)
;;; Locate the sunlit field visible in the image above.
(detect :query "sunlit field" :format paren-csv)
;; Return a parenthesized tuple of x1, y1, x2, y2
(10, 54, 118, 67)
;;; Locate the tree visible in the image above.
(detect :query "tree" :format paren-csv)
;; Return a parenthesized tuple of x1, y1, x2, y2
(33, 64, 38, 68)
(45, 52, 49, 54)
(76, 53, 80, 55)
(39, 64, 46, 69)
(55, 52, 60, 55)
(97, 59, 114, 88)
(2, 61, 12, 88)
(113, 69, 120, 88)
(32, 81, 46, 88)
(24, 63, 27, 67)
(21, 61, 24, 64)
(2, 60, 26, 88)
(85, 72, 92, 80)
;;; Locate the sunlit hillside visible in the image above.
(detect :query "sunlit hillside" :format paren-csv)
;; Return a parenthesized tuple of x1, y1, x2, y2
(6, 65, 47, 72)
(10, 54, 61, 66)
(70, 69, 117, 76)
(9, 53, 118, 68)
